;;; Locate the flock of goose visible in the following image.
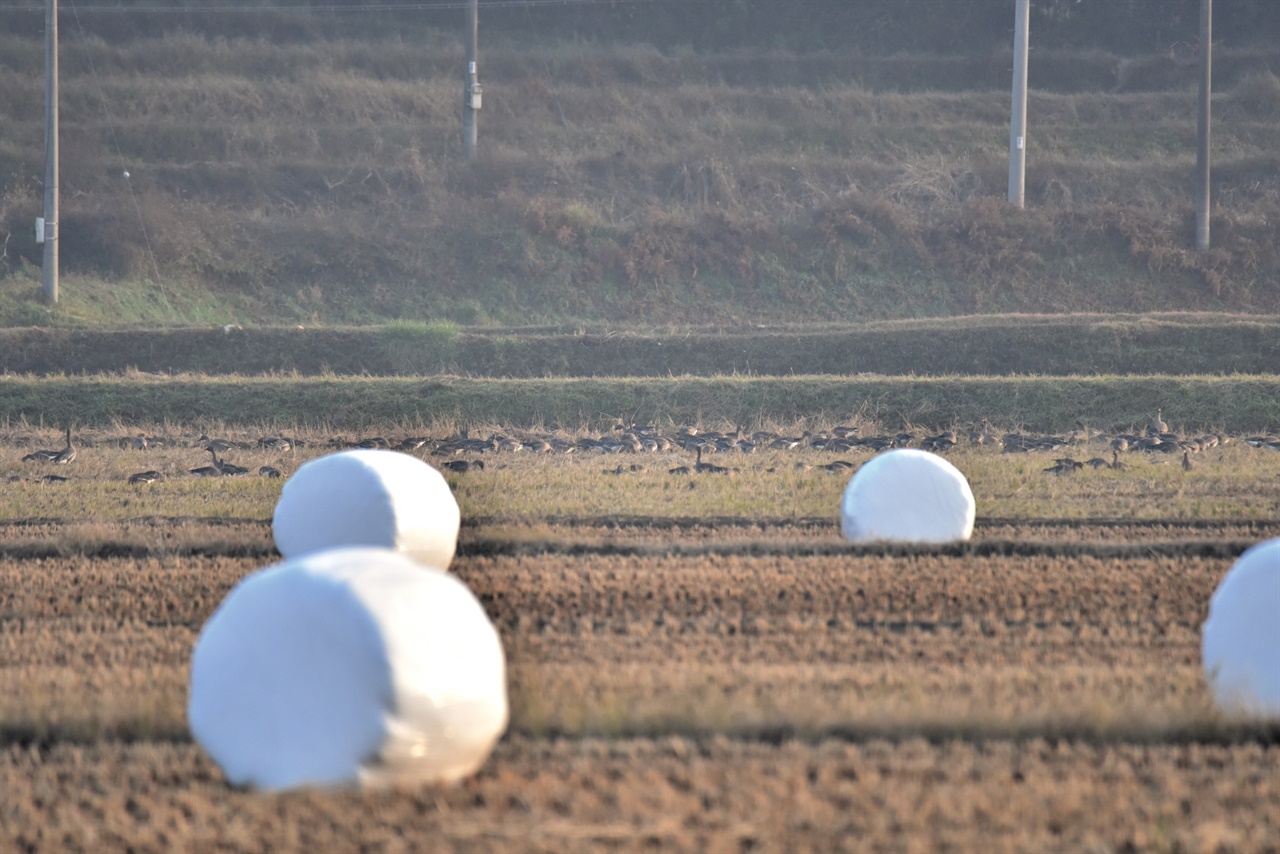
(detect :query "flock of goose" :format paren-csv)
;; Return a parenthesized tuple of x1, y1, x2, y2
(8, 410, 1279, 485)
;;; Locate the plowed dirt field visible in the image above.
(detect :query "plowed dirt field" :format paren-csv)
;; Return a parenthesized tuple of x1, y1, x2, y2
(2, 517, 1278, 852)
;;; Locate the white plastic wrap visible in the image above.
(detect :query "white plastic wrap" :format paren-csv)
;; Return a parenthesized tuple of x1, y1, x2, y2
(1202, 538, 1280, 717)
(188, 547, 508, 790)
(273, 449, 460, 569)
(840, 448, 976, 544)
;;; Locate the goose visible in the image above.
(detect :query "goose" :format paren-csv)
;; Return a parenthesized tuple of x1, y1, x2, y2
(53, 428, 76, 465)
(1109, 451, 1127, 470)
(668, 465, 692, 475)
(128, 470, 164, 485)
(40, 473, 69, 484)
(442, 459, 484, 473)
(207, 448, 249, 476)
(969, 419, 998, 446)
(693, 446, 730, 474)
(259, 436, 293, 453)
(117, 433, 148, 450)
(1084, 457, 1110, 469)
(21, 449, 59, 462)
(921, 431, 957, 452)
(201, 435, 237, 453)
(1150, 408, 1169, 435)
(190, 460, 222, 477)
(1182, 450, 1195, 472)
(604, 464, 643, 475)
(258, 465, 283, 478)
(768, 435, 803, 451)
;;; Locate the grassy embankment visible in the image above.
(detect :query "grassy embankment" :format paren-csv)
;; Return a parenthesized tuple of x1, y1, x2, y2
(2, 372, 1278, 433)
(1, 313, 1279, 376)
(0, 29, 1277, 327)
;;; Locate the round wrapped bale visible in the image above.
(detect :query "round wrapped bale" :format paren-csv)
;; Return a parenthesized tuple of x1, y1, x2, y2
(188, 547, 508, 791)
(840, 448, 976, 544)
(1202, 538, 1280, 717)
(273, 449, 460, 568)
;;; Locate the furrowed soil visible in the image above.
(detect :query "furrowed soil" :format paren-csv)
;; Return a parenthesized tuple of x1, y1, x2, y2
(2, 518, 1278, 851)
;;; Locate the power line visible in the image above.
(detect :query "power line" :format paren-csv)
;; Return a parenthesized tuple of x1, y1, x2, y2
(67, 0, 169, 304)
(0, 0, 658, 12)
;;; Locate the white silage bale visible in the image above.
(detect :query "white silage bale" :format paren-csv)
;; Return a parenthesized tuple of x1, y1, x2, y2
(840, 448, 976, 544)
(1202, 538, 1280, 717)
(188, 547, 508, 790)
(273, 448, 460, 568)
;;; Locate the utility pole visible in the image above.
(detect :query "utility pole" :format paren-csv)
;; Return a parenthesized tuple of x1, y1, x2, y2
(1195, 0, 1212, 251)
(1007, 0, 1029, 208)
(463, 0, 481, 161)
(42, 0, 59, 303)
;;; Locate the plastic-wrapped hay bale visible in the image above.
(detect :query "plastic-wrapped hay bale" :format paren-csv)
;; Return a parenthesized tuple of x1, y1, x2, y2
(840, 448, 976, 544)
(188, 547, 508, 790)
(273, 449, 460, 568)
(1202, 538, 1280, 717)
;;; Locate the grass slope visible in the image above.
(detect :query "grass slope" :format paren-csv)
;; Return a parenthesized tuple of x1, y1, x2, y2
(2, 373, 1278, 432)
(0, 29, 1277, 326)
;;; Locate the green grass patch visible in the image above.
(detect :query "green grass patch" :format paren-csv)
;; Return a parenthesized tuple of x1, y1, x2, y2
(1, 314, 1278, 378)
(1, 373, 1277, 434)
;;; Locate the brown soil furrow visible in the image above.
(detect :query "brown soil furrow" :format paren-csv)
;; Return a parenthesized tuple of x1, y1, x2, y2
(1, 738, 1276, 852)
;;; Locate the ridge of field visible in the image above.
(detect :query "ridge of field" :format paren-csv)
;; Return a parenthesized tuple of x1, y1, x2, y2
(3, 518, 1279, 560)
(1, 18, 1278, 327)
(3, 373, 1279, 433)
(2, 313, 1278, 377)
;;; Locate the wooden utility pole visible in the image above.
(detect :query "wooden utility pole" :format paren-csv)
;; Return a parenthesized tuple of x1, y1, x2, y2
(1007, 0, 1029, 208)
(42, 0, 59, 303)
(1195, 0, 1212, 250)
(463, 0, 480, 160)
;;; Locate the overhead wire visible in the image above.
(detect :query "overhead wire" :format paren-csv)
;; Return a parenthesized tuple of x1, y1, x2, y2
(67, 0, 172, 307)
(1, 0, 662, 13)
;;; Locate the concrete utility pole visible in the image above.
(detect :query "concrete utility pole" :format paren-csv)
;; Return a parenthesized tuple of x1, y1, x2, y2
(42, 0, 59, 303)
(1195, 0, 1212, 251)
(463, 0, 480, 160)
(1007, 0, 1029, 208)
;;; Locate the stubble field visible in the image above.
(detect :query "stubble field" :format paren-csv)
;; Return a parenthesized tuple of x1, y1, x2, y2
(2, 427, 1279, 851)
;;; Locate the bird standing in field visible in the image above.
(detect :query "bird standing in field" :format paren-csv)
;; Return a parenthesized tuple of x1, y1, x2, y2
(1182, 450, 1195, 472)
(1151, 408, 1169, 435)
(53, 427, 76, 465)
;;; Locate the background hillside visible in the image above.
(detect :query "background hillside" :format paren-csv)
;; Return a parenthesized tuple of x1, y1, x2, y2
(0, 0, 1277, 327)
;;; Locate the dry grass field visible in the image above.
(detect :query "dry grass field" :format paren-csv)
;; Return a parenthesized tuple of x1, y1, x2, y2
(2, 422, 1278, 851)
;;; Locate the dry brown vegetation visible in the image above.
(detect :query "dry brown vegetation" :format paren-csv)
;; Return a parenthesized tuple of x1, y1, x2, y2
(0, 415, 1278, 848)
(3, 423, 1280, 521)
(0, 10, 1278, 326)
(2, 516, 1279, 850)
